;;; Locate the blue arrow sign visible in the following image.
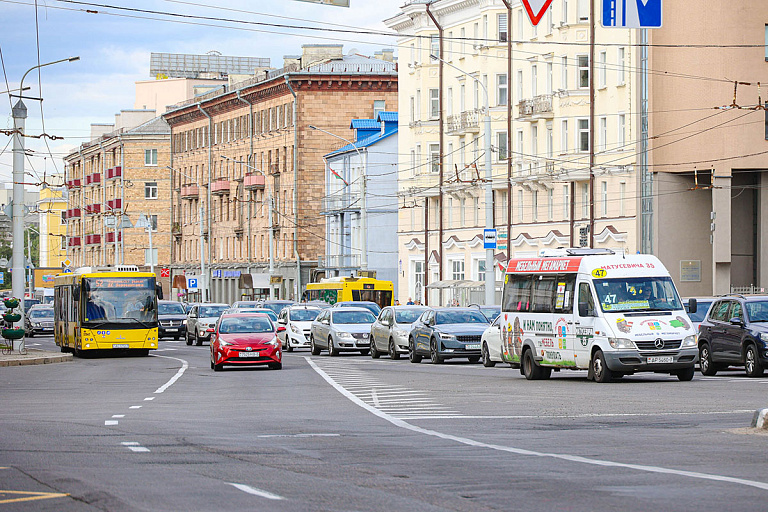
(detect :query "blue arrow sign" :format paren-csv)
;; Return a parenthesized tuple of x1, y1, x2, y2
(602, 0, 661, 28)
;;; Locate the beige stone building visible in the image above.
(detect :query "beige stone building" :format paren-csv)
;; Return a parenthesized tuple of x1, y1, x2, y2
(649, 0, 768, 296)
(64, 112, 172, 289)
(163, 45, 397, 304)
(386, 0, 640, 305)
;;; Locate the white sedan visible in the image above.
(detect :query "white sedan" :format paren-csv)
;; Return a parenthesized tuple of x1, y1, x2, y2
(480, 315, 506, 367)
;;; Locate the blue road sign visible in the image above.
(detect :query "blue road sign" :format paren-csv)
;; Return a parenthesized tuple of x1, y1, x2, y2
(602, 0, 661, 28)
(187, 277, 198, 290)
(484, 229, 497, 250)
(0, 273, 4, 284)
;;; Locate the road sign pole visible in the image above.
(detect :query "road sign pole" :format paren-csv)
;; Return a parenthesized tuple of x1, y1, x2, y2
(11, 98, 27, 333)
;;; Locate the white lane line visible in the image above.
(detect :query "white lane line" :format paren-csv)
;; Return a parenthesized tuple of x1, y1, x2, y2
(151, 355, 189, 394)
(129, 406, 142, 409)
(144, 397, 155, 401)
(105, 420, 118, 426)
(112, 414, 125, 418)
(306, 357, 768, 493)
(257, 433, 341, 438)
(128, 447, 150, 452)
(228, 483, 284, 500)
(371, 389, 381, 407)
(383, 410, 756, 420)
(371, 398, 436, 403)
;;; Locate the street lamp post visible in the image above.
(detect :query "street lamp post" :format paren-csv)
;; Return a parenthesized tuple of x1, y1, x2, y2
(220, 155, 275, 300)
(308, 125, 368, 272)
(168, 166, 207, 302)
(430, 55, 495, 307)
(11, 57, 78, 336)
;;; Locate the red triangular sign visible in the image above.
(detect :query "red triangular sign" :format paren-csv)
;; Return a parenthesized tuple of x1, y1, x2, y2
(521, 0, 554, 26)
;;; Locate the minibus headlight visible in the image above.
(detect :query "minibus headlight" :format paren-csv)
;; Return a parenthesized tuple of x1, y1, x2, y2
(682, 335, 696, 347)
(608, 337, 635, 349)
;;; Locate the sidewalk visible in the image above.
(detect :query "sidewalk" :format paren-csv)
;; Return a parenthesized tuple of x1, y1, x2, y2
(0, 347, 73, 366)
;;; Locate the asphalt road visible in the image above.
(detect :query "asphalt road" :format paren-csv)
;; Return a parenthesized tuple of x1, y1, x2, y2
(2, 334, 768, 511)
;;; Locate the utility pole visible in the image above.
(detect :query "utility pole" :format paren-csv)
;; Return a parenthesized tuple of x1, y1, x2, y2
(267, 193, 275, 300)
(11, 98, 27, 327)
(199, 205, 206, 302)
(147, 213, 154, 275)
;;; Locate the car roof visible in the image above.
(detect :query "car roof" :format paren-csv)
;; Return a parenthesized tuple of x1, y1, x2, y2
(221, 312, 272, 318)
(287, 305, 321, 310)
(330, 307, 375, 313)
(433, 307, 485, 312)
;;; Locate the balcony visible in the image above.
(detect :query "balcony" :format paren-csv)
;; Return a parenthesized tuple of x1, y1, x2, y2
(518, 94, 554, 120)
(66, 178, 81, 189)
(106, 166, 122, 180)
(211, 178, 231, 195)
(244, 173, 265, 190)
(106, 198, 122, 211)
(321, 192, 361, 214)
(84, 203, 101, 215)
(66, 208, 81, 219)
(105, 232, 122, 243)
(446, 109, 482, 135)
(68, 236, 81, 247)
(180, 184, 199, 199)
(84, 234, 101, 245)
(85, 172, 101, 185)
(317, 253, 361, 270)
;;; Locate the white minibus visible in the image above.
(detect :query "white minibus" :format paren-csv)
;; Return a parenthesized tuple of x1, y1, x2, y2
(496, 248, 698, 382)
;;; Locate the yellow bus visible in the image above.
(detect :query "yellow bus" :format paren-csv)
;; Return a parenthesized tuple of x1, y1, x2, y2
(303, 277, 394, 309)
(54, 266, 163, 357)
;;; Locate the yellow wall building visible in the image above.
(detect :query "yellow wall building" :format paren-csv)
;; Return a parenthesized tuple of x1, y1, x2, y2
(37, 185, 67, 268)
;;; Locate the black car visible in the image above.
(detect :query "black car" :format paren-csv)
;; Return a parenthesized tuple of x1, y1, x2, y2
(696, 295, 768, 377)
(158, 300, 188, 340)
(408, 307, 490, 364)
(25, 306, 54, 337)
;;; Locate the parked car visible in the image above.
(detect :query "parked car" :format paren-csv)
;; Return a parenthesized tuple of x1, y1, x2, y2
(408, 307, 490, 364)
(470, 304, 501, 322)
(370, 305, 430, 359)
(310, 307, 377, 356)
(185, 303, 229, 346)
(256, 300, 296, 316)
(24, 306, 54, 337)
(276, 305, 322, 351)
(696, 295, 768, 377)
(158, 300, 187, 340)
(331, 300, 382, 316)
(210, 313, 284, 371)
(479, 314, 519, 368)
(684, 297, 716, 332)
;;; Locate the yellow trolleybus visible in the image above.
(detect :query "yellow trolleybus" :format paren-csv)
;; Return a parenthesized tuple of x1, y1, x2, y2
(54, 266, 162, 356)
(303, 277, 394, 309)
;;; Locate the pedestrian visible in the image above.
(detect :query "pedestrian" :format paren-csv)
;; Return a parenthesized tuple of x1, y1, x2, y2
(406, 297, 414, 305)
(395, 299, 401, 306)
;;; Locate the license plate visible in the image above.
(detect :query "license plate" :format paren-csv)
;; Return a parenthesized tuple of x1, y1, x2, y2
(465, 344, 481, 350)
(165, 328, 178, 332)
(239, 352, 258, 357)
(648, 356, 673, 364)
(112, 344, 129, 349)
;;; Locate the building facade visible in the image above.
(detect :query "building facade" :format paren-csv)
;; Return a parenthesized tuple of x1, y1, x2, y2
(163, 45, 397, 304)
(319, 112, 399, 288)
(386, 0, 640, 305)
(38, 184, 67, 268)
(649, 0, 768, 296)
(63, 113, 172, 290)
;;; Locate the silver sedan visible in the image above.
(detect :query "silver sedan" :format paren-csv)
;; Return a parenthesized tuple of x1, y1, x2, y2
(310, 307, 378, 356)
(370, 305, 430, 359)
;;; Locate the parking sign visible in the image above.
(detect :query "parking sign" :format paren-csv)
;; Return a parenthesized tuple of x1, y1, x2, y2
(187, 277, 198, 290)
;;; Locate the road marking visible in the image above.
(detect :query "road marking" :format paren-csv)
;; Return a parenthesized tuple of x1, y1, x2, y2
(112, 415, 125, 418)
(0, 491, 69, 504)
(307, 357, 768, 492)
(143, 397, 155, 401)
(151, 355, 189, 394)
(129, 406, 142, 409)
(227, 483, 284, 500)
(104, 420, 118, 426)
(120, 441, 150, 452)
(257, 433, 341, 438)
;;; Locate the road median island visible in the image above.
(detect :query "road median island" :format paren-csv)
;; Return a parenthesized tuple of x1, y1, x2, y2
(0, 349, 73, 367)
(751, 408, 768, 430)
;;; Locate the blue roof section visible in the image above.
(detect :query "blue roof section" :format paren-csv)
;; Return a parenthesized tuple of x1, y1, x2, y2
(377, 111, 397, 123)
(350, 119, 379, 130)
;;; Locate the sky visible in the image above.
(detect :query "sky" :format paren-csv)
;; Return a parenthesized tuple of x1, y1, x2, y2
(0, 0, 405, 188)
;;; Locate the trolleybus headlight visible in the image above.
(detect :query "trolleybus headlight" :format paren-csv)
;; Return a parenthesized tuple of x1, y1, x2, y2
(608, 337, 635, 349)
(682, 335, 696, 347)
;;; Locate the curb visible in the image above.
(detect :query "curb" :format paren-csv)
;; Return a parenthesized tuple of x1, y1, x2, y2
(0, 351, 73, 367)
(751, 409, 768, 429)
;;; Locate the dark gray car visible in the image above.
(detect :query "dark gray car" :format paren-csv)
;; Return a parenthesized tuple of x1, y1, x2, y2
(408, 307, 490, 364)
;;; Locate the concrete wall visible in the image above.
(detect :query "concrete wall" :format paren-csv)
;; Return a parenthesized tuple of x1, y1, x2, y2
(135, 78, 226, 113)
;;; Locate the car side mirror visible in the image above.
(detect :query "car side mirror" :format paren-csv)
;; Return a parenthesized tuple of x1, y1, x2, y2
(729, 317, 744, 326)
(277, 326, 286, 333)
(687, 298, 697, 315)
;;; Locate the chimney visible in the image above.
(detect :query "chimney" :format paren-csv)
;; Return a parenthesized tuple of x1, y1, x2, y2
(381, 48, 395, 62)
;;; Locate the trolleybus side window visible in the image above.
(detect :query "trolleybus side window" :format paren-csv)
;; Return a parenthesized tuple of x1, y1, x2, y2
(503, 275, 532, 312)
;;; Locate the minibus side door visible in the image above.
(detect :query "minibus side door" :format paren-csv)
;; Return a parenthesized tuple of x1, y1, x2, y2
(573, 280, 598, 368)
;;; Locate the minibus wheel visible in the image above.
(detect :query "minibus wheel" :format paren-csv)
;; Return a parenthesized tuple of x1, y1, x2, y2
(592, 350, 613, 383)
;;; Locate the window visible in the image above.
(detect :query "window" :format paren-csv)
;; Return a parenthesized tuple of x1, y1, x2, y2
(517, 189, 524, 222)
(577, 0, 589, 21)
(503, 275, 531, 313)
(582, 183, 589, 217)
(496, 131, 508, 162)
(429, 143, 440, 173)
(619, 182, 626, 216)
(561, 119, 568, 153)
(460, 27, 466, 59)
(532, 277, 555, 313)
(473, 197, 479, 224)
(578, 118, 589, 152)
(516, 69, 523, 102)
(415, 89, 421, 120)
(601, 181, 608, 216)
(531, 64, 538, 96)
(477, 259, 486, 282)
(599, 51, 607, 88)
(430, 35, 439, 60)
(547, 8, 553, 34)
(563, 184, 570, 218)
(618, 114, 626, 147)
(145, 182, 158, 200)
(517, 130, 524, 155)
(578, 55, 589, 88)
(497, 74, 508, 106)
(413, 261, 424, 301)
(447, 31, 453, 61)
(548, 189, 554, 220)
(410, 149, 416, 176)
(474, 80, 480, 109)
(460, 197, 466, 224)
(546, 62, 553, 94)
(517, 11, 524, 41)
(447, 87, 453, 116)
(429, 89, 439, 119)
(546, 123, 553, 158)
(409, 96, 415, 123)
(451, 259, 465, 281)
(531, 125, 538, 157)
(373, 100, 385, 118)
(577, 282, 595, 316)
(483, 15, 488, 42)
(498, 13, 508, 42)
(144, 149, 158, 166)
(410, 43, 415, 66)
(561, 56, 568, 89)
(447, 198, 453, 228)
(532, 190, 538, 221)
(618, 47, 625, 85)
(600, 117, 607, 151)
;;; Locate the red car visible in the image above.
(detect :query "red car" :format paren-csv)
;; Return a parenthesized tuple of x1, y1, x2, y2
(210, 313, 284, 371)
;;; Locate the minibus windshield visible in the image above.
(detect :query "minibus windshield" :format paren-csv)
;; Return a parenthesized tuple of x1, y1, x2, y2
(594, 277, 683, 313)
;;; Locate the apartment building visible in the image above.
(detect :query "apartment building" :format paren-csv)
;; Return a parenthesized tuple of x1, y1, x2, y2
(163, 45, 397, 304)
(63, 112, 171, 286)
(37, 184, 67, 268)
(386, 0, 640, 305)
(649, 1, 768, 295)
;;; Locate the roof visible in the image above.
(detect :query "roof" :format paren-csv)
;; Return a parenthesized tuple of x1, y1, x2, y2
(126, 116, 170, 135)
(350, 119, 379, 130)
(326, 116, 399, 158)
(377, 111, 398, 123)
